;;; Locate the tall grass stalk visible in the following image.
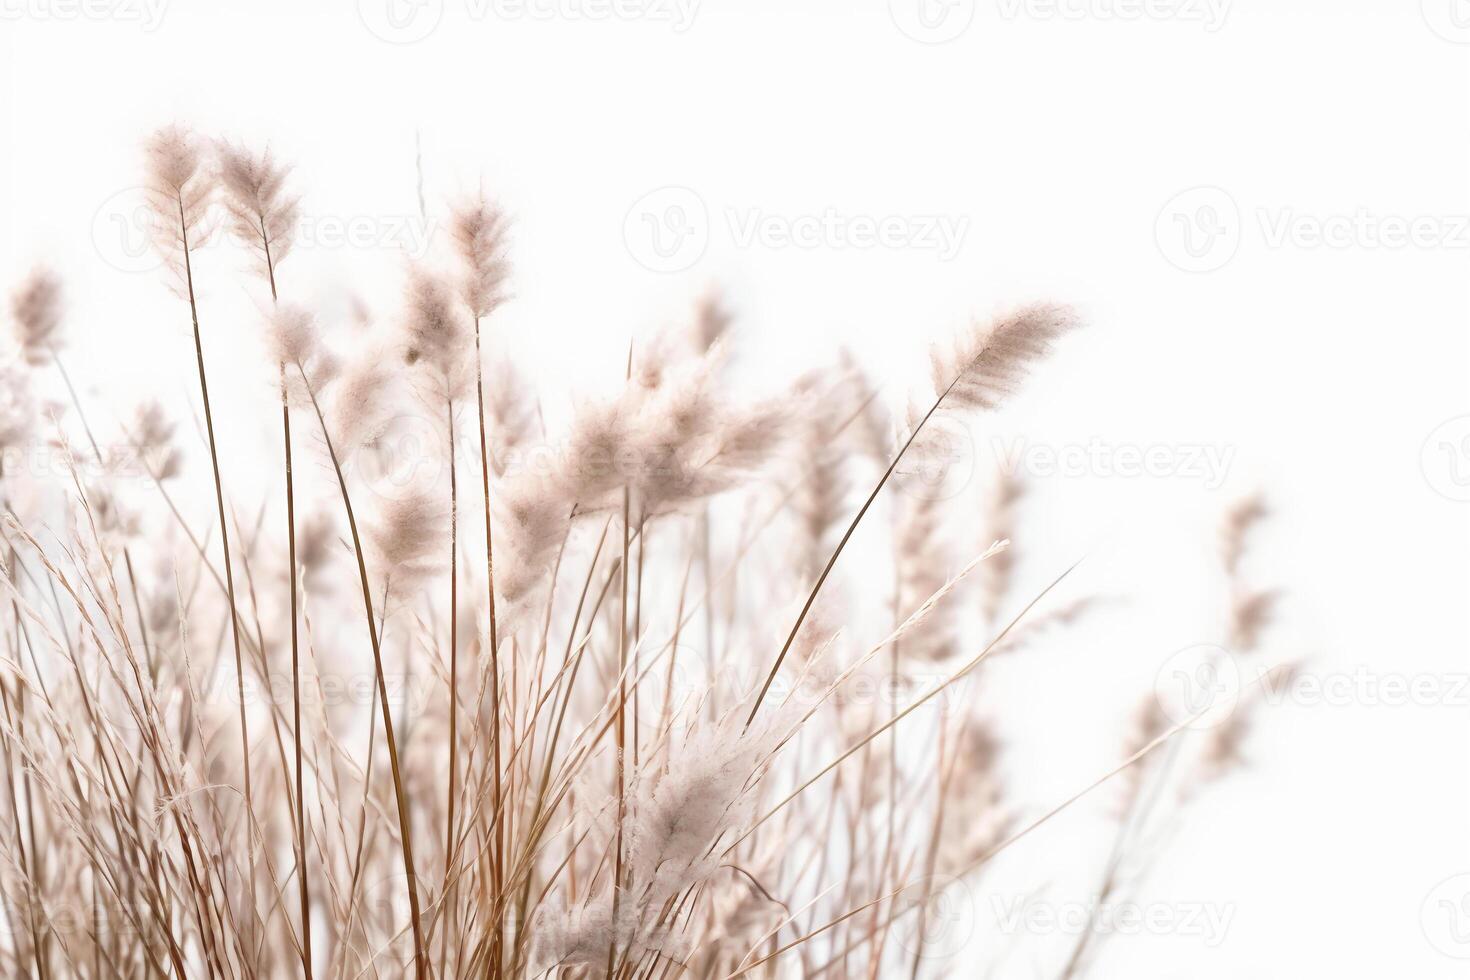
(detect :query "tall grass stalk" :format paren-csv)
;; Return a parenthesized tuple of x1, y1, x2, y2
(0, 131, 1292, 979)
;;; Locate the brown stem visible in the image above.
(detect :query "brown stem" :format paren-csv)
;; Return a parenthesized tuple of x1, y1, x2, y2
(443, 394, 459, 976)
(176, 195, 258, 955)
(471, 314, 505, 978)
(607, 487, 632, 978)
(745, 380, 959, 728)
(260, 219, 313, 980)
(297, 366, 428, 980)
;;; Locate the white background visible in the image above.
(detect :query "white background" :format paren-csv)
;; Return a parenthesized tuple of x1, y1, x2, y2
(3, 0, 1469, 976)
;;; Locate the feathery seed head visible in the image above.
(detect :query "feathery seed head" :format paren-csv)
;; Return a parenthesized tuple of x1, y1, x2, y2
(1118, 694, 1169, 808)
(267, 303, 318, 369)
(145, 125, 204, 195)
(932, 303, 1078, 411)
(216, 141, 300, 275)
(90, 490, 140, 541)
(0, 363, 34, 461)
(10, 270, 63, 366)
(980, 469, 1023, 625)
(144, 126, 213, 276)
(1221, 493, 1267, 576)
(128, 401, 182, 481)
(692, 291, 731, 353)
(895, 493, 959, 662)
(1229, 588, 1278, 654)
(450, 197, 511, 318)
(367, 491, 445, 587)
(295, 512, 336, 592)
(532, 900, 685, 975)
(492, 476, 569, 611)
(327, 353, 397, 454)
(627, 712, 779, 886)
(401, 269, 470, 396)
(484, 355, 535, 477)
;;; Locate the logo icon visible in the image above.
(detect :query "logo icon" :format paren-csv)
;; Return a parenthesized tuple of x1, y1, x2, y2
(98, 674, 173, 736)
(1422, 873, 1470, 958)
(894, 415, 975, 502)
(890, 0, 976, 44)
(623, 186, 709, 273)
(1421, 415, 1470, 502)
(361, 872, 436, 955)
(1154, 643, 1240, 729)
(92, 187, 166, 274)
(892, 874, 975, 958)
(346, 412, 448, 503)
(1422, 0, 1470, 43)
(358, 0, 444, 44)
(1155, 186, 1240, 273)
(646, 642, 711, 722)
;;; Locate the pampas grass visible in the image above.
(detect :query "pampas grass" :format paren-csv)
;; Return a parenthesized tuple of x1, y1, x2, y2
(9, 270, 62, 367)
(0, 128, 1294, 979)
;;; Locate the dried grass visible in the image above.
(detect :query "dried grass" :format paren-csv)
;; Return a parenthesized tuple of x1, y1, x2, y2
(0, 130, 1291, 979)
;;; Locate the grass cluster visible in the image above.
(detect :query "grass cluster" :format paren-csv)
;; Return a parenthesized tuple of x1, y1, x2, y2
(0, 128, 1288, 978)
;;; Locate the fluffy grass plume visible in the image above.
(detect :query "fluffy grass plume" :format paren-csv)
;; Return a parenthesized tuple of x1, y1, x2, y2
(0, 130, 1291, 979)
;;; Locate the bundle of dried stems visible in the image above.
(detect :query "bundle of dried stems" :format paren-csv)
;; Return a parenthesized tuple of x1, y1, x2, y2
(0, 128, 1291, 980)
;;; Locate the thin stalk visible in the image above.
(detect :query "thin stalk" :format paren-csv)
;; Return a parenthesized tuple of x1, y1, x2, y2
(174, 196, 258, 950)
(907, 708, 960, 980)
(607, 486, 632, 979)
(261, 225, 313, 980)
(631, 517, 646, 766)
(745, 379, 959, 728)
(284, 376, 311, 979)
(470, 313, 505, 978)
(443, 396, 459, 975)
(1056, 736, 1179, 980)
(297, 366, 428, 980)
